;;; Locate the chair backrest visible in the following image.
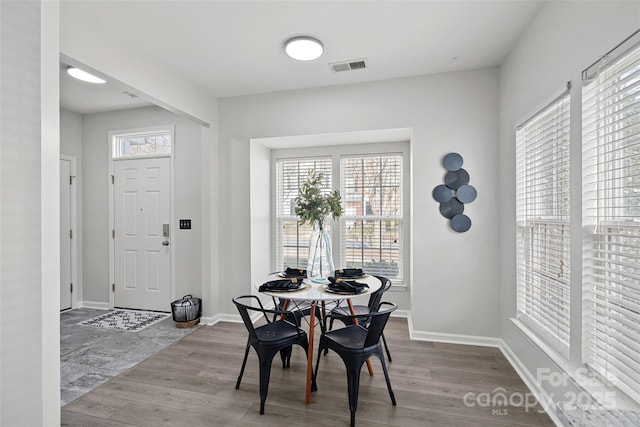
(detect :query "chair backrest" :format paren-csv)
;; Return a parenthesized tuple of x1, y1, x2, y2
(363, 301, 396, 348)
(233, 294, 302, 339)
(368, 276, 393, 311)
(232, 295, 263, 340)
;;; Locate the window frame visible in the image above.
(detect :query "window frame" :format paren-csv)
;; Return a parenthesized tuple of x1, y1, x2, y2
(582, 41, 640, 405)
(274, 156, 333, 271)
(111, 126, 174, 159)
(271, 142, 409, 288)
(340, 153, 404, 284)
(515, 90, 571, 358)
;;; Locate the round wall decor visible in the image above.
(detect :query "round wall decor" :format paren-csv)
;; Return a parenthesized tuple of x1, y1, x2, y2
(432, 152, 476, 233)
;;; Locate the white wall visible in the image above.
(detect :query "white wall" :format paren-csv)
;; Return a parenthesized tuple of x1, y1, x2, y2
(40, 2, 61, 423)
(59, 3, 217, 129)
(498, 0, 640, 415)
(60, 108, 83, 303)
(1, 1, 59, 425)
(81, 106, 205, 307)
(219, 69, 500, 338)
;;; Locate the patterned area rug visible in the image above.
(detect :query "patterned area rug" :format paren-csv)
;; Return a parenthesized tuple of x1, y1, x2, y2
(78, 309, 170, 332)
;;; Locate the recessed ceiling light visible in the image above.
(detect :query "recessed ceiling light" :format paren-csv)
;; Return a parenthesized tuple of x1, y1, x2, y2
(284, 36, 323, 61)
(66, 66, 106, 84)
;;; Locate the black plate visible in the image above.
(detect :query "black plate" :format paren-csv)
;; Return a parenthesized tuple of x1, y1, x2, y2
(323, 285, 367, 295)
(277, 272, 307, 279)
(265, 282, 306, 292)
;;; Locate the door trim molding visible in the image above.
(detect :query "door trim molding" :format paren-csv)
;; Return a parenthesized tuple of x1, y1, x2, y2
(108, 125, 176, 310)
(60, 155, 78, 310)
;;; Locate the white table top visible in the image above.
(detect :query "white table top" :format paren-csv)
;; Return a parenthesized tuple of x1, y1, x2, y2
(257, 273, 381, 302)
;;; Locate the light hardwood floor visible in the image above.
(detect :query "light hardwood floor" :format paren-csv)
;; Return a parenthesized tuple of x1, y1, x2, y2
(62, 318, 555, 426)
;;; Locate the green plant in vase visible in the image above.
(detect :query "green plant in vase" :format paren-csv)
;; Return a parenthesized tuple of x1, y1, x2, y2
(295, 170, 343, 283)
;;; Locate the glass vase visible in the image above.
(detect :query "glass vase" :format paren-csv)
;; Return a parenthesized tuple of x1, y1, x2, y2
(307, 221, 334, 283)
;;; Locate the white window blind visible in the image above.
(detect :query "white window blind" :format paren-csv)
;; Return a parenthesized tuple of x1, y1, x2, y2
(516, 92, 571, 355)
(582, 43, 640, 404)
(341, 155, 403, 282)
(275, 158, 332, 270)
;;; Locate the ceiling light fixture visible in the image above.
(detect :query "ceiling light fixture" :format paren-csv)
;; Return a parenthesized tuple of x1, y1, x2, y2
(284, 36, 324, 61)
(66, 66, 106, 84)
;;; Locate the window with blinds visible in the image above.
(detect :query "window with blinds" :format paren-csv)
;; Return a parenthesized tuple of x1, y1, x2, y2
(516, 91, 571, 356)
(275, 158, 332, 270)
(341, 155, 403, 281)
(582, 43, 640, 404)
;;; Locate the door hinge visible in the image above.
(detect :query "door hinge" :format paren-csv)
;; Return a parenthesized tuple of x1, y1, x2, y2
(112, 283, 115, 292)
(70, 283, 73, 293)
(111, 175, 114, 184)
(70, 229, 73, 239)
(70, 175, 75, 185)
(112, 229, 115, 239)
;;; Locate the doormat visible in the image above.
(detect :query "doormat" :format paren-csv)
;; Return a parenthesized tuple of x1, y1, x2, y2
(78, 309, 170, 332)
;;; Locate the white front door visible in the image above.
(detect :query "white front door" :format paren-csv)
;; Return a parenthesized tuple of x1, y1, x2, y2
(114, 157, 171, 311)
(60, 158, 72, 310)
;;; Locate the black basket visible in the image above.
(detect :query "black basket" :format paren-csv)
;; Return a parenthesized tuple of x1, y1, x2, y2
(171, 295, 202, 322)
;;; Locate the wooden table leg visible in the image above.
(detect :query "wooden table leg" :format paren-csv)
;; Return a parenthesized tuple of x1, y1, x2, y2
(347, 299, 374, 377)
(305, 301, 316, 404)
(279, 299, 289, 320)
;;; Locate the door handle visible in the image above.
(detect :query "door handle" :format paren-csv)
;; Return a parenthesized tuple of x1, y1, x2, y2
(162, 240, 170, 246)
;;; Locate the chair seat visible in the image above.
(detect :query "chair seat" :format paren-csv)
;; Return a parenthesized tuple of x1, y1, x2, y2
(332, 305, 370, 317)
(324, 324, 369, 351)
(255, 321, 304, 344)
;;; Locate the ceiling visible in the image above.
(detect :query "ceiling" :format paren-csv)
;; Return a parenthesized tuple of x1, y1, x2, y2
(60, 0, 543, 115)
(60, 62, 153, 114)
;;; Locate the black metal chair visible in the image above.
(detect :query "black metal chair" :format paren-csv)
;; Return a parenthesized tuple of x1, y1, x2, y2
(314, 301, 397, 427)
(232, 295, 311, 415)
(328, 275, 393, 361)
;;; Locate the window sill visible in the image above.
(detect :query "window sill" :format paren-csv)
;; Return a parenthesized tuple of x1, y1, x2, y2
(389, 284, 407, 292)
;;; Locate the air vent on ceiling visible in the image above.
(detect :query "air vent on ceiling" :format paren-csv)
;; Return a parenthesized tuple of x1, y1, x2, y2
(330, 58, 368, 73)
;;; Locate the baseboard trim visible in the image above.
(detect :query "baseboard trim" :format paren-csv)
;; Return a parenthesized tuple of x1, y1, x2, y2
(203, 312, 262, 325)
(78, 301, 109, 310)
(407, 318, 502, 348)
(392, 309, 410, 318)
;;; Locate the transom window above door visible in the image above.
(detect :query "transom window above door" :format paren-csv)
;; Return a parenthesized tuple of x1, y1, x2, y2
(112, 128, 173, 158)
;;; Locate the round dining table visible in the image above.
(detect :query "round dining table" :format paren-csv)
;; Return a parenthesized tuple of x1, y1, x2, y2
(256, 273, 382, 404)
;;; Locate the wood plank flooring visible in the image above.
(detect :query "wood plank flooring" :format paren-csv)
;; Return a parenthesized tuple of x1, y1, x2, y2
(62, 318, 555, 426)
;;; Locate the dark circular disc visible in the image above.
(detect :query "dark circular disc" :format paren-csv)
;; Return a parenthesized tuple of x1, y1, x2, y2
(445, 168, 470, 190)
(439, 199, 464, 219)
(456, 184, 477, 203)
(451, 214, 472, 232)
(443, 152, 463, 171)
(432, 184, 453, 202)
